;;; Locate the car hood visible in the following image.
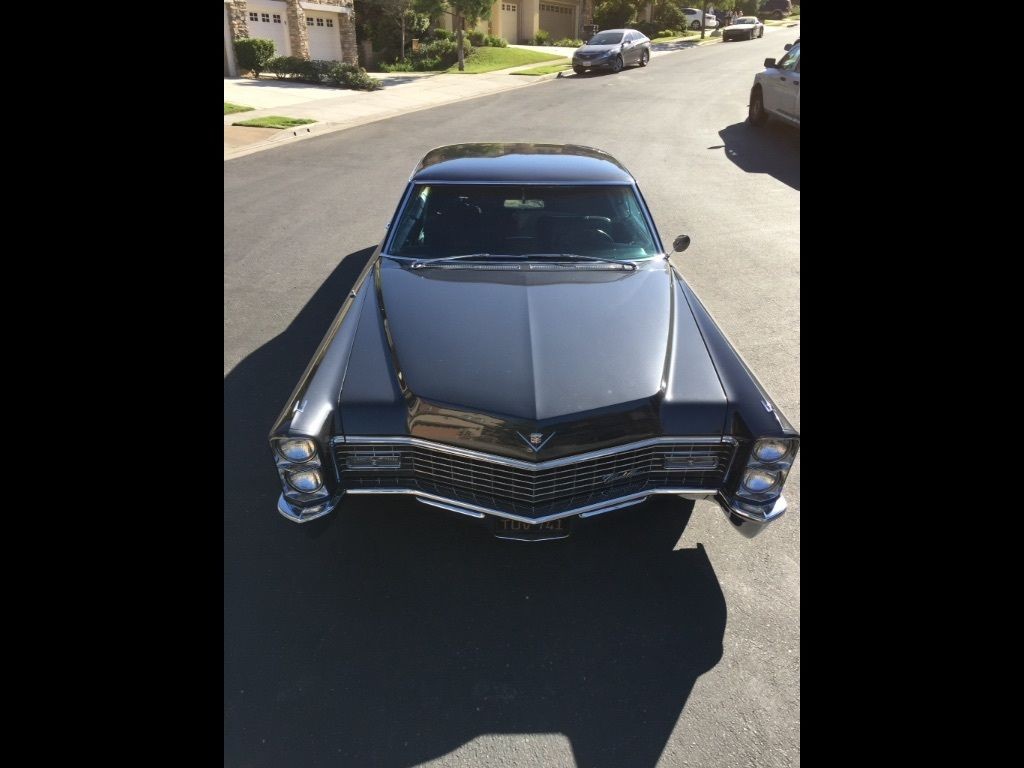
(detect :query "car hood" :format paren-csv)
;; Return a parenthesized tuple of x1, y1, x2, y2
(337, 258, 729, 459)
(727, 23, 756, 29)
(575, 44, 619, 56)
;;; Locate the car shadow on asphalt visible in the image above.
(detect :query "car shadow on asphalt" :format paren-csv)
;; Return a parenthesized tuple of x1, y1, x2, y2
(224, 250, 728, 768)
(716, 120, 800, 191)
(650, 40, 704, 52)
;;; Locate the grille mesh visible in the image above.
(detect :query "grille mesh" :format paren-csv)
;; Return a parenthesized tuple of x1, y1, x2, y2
(336, 440, 734, 518)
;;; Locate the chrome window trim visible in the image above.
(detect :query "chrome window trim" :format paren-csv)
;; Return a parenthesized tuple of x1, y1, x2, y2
(346, 486, 716, 524)
(333, 434, 737, 472)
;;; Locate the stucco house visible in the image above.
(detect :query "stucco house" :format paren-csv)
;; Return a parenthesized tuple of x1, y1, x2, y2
(438, 1, 590, 45)
(223, 0, 357, 77)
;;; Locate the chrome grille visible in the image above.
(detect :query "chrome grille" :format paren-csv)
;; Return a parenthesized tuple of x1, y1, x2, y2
(335, 439, 735, 518)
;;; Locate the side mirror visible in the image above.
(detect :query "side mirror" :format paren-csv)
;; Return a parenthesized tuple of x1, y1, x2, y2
(673, 235, 691, 253)
(783, 43, 792, 50)
(764, 57, 777, 68)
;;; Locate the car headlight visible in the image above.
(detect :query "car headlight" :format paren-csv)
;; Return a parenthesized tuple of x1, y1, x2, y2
(753, 438, 791, 463)
(286, 469, 323, 493)
(276, 438, 316, 463)
(742, 468, 779, 493)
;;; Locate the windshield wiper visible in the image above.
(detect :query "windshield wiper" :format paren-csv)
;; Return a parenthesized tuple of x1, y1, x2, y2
(523, 253, 638, 270)
(406, 253, 523, 269)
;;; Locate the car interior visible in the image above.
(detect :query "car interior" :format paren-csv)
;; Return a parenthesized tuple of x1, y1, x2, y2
(389, 185, 659, 260)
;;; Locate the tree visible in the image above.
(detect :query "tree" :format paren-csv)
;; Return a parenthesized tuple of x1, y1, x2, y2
(594, 0, 644, 30)
(358, 0, 444, 61)
(446, 0, 492, 71)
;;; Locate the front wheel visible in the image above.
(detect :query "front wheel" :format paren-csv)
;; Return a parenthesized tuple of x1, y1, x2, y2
(748, 31, 754, 40)
(772, 10, 783, 19)
(691, 21, 702, 30)
(639, 49, 649, 67)
(749, 86, 768, 126)
(611, 55, 623, 73)
(573, 65, 585, 75)
(760, 28, 764, 38)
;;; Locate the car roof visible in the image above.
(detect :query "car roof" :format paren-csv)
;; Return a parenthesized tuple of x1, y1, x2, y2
(412, 143, 636, 184)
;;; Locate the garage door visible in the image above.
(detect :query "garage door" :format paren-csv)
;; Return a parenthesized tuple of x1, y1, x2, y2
(539, 2, 575, 42)
(306, 13, 343, 61)
(499, 2, 518, 43)
(246, 4, 290, 58)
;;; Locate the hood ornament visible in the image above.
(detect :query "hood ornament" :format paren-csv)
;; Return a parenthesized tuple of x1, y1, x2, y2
(516, 431, 556, 453)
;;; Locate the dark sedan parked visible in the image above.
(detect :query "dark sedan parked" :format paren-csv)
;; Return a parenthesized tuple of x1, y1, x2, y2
(572, 29, 650, 75)
(723, 16, 765, 41)
(270, 143, 799, 542)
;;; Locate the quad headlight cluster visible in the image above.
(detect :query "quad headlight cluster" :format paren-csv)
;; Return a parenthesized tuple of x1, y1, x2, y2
(272, 437, 329, 501)
(736, 438, 798, 502)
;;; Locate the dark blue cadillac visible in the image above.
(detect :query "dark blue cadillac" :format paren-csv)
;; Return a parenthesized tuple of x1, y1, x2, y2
(269, 143, 799, 541)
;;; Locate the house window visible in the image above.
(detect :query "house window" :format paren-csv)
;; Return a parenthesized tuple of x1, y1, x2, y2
(249, 12, 258, 21)
(326, 18, 334, 27)
(307, 17, 314, 25)
(261, 13, 269, 22)
(316, 17, 324, 26)
(273, 14, 281, 23)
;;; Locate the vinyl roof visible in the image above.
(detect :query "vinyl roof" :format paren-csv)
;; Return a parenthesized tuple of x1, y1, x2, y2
(412, 143, 636, 184)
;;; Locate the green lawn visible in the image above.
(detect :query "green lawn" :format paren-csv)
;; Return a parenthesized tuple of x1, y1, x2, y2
(445, 47, 564, 74)
(509, 59, 572, 76)
(232, 116, 316, 129)
(224, 102, 254, 115)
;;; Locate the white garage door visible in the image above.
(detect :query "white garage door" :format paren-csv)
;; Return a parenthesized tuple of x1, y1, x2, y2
(539, 2, 575, 41)
(500, 2, 518, 43)
(306, 13, 343, 61)
(246, 4, 289, 58)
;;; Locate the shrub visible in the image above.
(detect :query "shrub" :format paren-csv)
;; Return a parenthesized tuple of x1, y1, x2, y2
(533, 29, 550, 45)
(427, 27, 454, 42)
(325, 62, 382, 90)
(468, 30, 486, 47)
(552, 38, 584, 47)
(484, 35, 508, 47)
(410, 38, 471, 70)
(267, 56, 300, 79)
(633, 21, 658, 38)
(656, 29, 681, 38)
(234, 38, 276, 78)
(791, 4, 799, 14)
(381, 60, 415, 72)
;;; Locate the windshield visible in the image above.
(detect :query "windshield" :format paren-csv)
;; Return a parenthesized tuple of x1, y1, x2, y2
(387, 184, 660, 261)
(736, 17, 757, 24)
(588, 32, 623, 45)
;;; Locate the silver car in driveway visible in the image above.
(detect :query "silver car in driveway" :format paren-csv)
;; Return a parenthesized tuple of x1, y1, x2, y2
(572, 29, 651, 75)
(749, 41, 800, 128)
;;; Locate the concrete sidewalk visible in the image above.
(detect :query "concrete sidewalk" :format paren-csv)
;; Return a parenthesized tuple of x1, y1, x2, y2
(222, 31, 746, 161)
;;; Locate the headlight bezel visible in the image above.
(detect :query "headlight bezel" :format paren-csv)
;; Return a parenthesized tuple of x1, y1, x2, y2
(274, 437, 317, 464)
(752, 438, 792, 463)
(271, 435, 329, 501)
(742, 467, 781, 494)
(285, 468, 324, 494)
(734, 436, 798, 502)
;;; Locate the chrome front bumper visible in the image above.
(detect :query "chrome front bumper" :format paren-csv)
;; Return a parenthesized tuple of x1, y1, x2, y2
(279, 487, 788, 538)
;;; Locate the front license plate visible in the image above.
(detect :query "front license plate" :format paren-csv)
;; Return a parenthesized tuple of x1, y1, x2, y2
(492, 517, 572, 540)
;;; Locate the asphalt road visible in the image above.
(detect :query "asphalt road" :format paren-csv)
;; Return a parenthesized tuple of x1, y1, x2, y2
(225, 25, 799, 768)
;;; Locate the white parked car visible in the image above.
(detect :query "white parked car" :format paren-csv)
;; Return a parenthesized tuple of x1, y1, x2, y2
(749, 41, 800, 128)
(682, 8, 717, 30)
